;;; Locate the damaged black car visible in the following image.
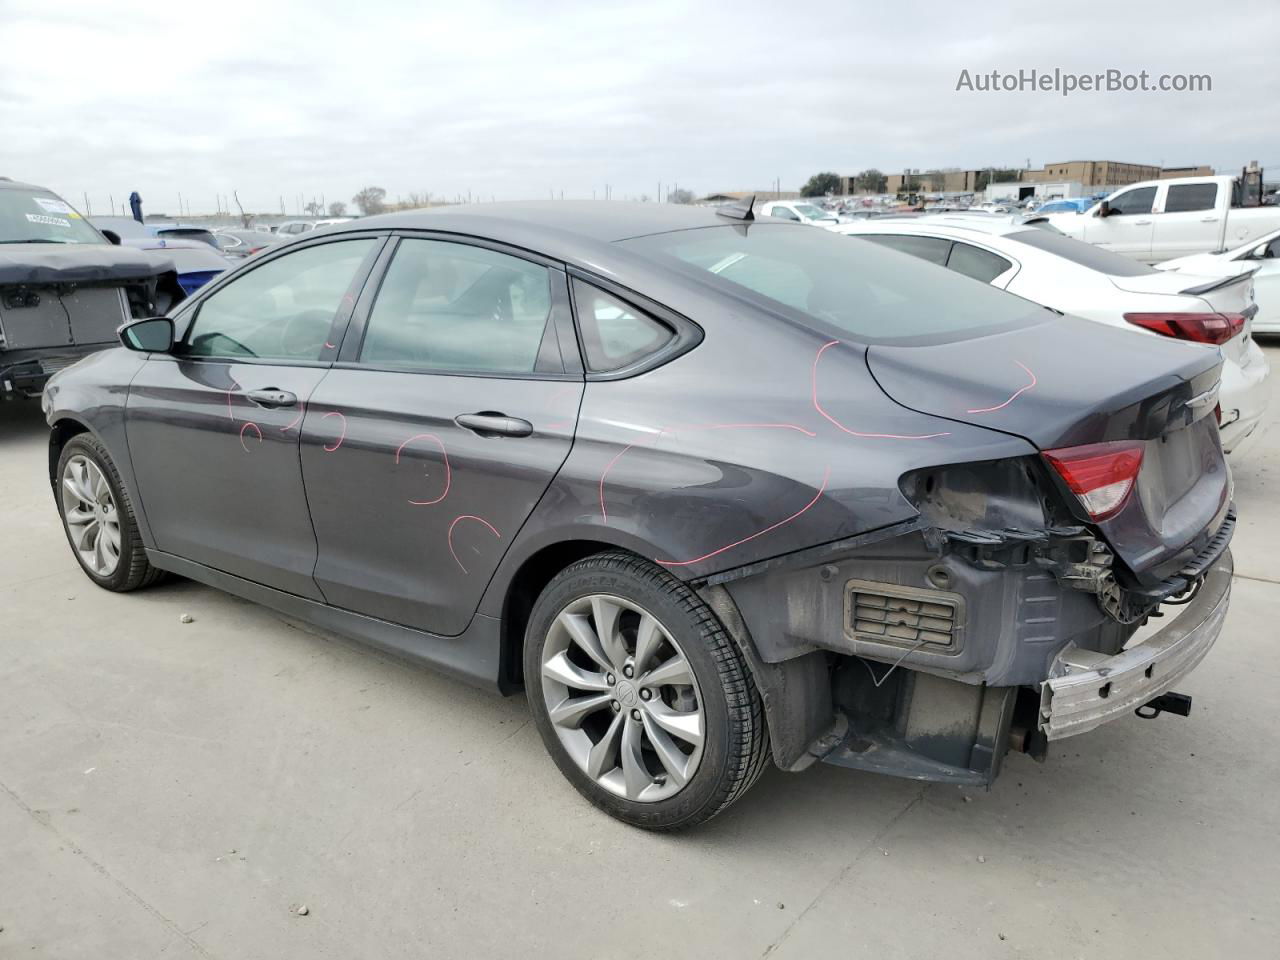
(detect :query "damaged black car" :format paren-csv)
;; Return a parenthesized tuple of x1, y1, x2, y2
(1, 177, 185, 399)
(42, 200, 1233, 829)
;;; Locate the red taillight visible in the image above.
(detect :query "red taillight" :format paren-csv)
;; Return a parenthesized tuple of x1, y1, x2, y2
(1123, 311, 1245, 345)
(1042, 441, 1145, 521)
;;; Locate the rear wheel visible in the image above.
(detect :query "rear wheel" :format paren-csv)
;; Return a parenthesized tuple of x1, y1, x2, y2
(524, 552, 769, 830)
(57, 434, 163, 592)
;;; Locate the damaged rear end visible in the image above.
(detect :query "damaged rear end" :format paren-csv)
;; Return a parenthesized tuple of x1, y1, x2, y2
(704, 314, 1234, 787)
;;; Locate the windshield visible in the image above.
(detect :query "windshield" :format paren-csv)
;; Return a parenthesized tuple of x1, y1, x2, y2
(622, 223, 1047, 345)
(1005, 228, 1157, 276)
(0, 188, 107, 244)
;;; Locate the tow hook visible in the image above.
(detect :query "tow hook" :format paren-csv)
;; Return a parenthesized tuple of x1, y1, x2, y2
(1135, 692, 1193, 720)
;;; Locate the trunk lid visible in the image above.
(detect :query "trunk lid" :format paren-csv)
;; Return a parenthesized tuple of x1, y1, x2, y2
(867, 314, 1230, 584)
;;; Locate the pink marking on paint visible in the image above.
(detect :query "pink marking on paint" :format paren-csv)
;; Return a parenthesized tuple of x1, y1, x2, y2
(966, 360, 1037, 414)
(448, 515, 501, 574)
(599, 436, 659, 523)
(279, 399, 306, 432)
(395, 433, 451, 505)
(812, 340, 950, 440)
(321, 411, 347, 452)
(324, 341, 337, 349)
(239, 421, 262, 452)
(657, 466, 832, 568)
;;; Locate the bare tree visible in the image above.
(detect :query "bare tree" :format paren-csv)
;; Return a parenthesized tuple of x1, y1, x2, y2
(328, 201, 347, 218)
(304, 200, 324, 217)
(665, 187, 696, 204)
(352, 186, 387, 216)
(233, 190, 251, 228)
(403, 191, 430, 209)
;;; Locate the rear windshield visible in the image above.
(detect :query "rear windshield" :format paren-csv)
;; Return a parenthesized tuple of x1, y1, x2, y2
(1005, 228, 1156, 276)
(621, 223, 1046, 345)
(0, 188, 107, 245)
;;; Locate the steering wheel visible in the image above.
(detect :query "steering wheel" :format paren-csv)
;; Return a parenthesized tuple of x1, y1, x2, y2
(280, 309, 335, 358)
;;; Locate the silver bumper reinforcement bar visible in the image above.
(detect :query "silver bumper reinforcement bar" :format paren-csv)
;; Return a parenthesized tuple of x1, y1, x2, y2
(1039, 551, 1233, 741)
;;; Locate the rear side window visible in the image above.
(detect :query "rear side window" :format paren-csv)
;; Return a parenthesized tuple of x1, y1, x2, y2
(360, 239, 555, 374)
(946, 242, 1012, 283)
(183, 239, 376, 360)
(1163, 183, 1218, 213)
(861, 233, 951, 265)
(1005, 229, 1157, 276)
(769, 206, 800, 221)
(623, 224, 1045, 345)
(573, 281, 673, 372)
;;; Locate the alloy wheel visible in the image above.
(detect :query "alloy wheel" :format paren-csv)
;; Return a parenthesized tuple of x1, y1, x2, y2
(61, 455, 122, 577)
(540, 594, 704, 802)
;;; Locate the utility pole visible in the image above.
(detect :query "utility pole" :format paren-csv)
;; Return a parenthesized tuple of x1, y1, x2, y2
(83, 192, 91, 216)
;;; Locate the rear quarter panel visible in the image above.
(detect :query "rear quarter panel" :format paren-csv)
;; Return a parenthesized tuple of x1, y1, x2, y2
(480, 295, 1034, 615)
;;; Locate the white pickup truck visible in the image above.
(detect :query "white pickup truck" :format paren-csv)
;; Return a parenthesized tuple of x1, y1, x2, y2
(1045, 174, 1280, 263)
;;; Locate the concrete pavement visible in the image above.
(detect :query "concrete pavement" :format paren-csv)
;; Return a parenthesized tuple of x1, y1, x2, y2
(3, 345, 1279, 959)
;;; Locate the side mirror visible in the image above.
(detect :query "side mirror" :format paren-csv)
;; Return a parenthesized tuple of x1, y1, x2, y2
(101, 229, 122, 245)
(118, 316, 174, 353)
(1095, 201, 1112, 218)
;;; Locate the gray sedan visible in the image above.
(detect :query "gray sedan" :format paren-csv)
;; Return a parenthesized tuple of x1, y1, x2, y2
(43, 201, 1234, 828)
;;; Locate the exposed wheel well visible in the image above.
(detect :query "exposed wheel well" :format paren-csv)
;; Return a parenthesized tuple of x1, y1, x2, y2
(48, 418, 90, 484)
(499, 539, 628, 691)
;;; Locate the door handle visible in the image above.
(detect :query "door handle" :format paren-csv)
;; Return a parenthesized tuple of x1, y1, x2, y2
(247, 388, 298, 408)
(1200, 216, 1219, 222)
(455, 412, 534, 437)
(1133, 219, 1152, 225)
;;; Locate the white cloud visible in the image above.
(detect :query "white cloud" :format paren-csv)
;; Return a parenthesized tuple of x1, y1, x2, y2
(0, 0, 1275, 215)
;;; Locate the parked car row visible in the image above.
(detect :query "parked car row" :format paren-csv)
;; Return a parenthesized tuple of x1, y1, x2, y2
(827, 214, 1272, 458)
(42, 198, 1240, 829)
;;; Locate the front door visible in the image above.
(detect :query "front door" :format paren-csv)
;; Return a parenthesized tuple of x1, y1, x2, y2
(299, 235, 583, 636)
(126, 235, 383, 597)
(1085, 185, 1156, 259)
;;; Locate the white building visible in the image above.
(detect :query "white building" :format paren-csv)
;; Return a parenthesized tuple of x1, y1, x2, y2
(985, 180, 1084, 203)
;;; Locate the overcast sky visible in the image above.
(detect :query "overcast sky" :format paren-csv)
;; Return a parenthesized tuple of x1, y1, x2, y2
(2, 0, 1276, 216)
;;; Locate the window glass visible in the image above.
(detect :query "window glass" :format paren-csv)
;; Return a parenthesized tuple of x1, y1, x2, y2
(1107, 187, 1156, 216)
(1163, 183, 1218, 213)
(861, 233, 951, 265)
(1005, 229, 1157, 276)
(184, 238, 375, 360)
(360, 239, 553, 373)
(0, 188, 105, 245)
(769, 206, 800, 221)
(622, 225, 1045, 345)
(573, 281, 673, 372)
(946, 242, 1012, 283)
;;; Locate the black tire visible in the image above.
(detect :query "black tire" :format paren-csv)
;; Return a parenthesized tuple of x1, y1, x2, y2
(524, 551, 769, 830)
(56, 433, 164, 592)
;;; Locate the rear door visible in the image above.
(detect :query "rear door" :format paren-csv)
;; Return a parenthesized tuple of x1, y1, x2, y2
(126, 234, 384, 598)
(299, 234, 584, 636)
(1151, 182, 1222, 261)
(1084, 185, 1156, 259)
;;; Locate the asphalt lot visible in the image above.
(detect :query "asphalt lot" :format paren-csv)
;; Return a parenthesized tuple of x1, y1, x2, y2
(3, 345, 1279, 959)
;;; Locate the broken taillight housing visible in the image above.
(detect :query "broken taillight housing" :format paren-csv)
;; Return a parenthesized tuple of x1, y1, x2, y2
(1042, 441, 1145, 521)
(1123, 311, 1245, 345)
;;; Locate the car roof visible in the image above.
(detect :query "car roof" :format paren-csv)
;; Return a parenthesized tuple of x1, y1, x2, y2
(322, 200, 779, 267)
(0, 177, 54, 192)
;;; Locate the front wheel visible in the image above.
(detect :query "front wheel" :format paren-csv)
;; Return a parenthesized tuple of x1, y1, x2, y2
(56, 434, 164, 592)
(524, 552, 769, 830)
